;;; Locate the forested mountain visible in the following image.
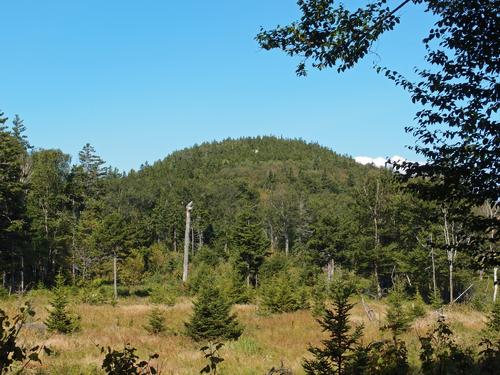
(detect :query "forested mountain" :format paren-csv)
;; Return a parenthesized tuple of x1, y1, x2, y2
(0, 121, 495, 305)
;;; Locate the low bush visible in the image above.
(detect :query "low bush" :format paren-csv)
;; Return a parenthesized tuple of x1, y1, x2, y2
(259, 271, 308, 314)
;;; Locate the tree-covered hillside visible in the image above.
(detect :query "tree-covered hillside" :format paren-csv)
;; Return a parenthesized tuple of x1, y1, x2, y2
(117, 136, 372, 252)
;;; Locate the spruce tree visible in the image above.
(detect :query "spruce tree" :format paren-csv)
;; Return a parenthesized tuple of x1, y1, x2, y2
(303, 284, 363, 375)
(385, 282, 411, 336)
(144, 307, 166, 335)
(185, 281, 243, 342)
(45, 274, 80, 334)
(230, 204, 269, 287)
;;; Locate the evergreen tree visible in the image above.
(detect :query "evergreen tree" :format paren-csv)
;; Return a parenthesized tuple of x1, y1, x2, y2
(45, 274, 80, 334)
(260, 271, 308, 314)
(385, 282, 411, 336)
(303, 284, 363, 375)
(144, 307, 166, 335)
(185, 281, 243, 342)
(0, 112, 27, 290)
(11, 115, 31, 150)
(230, 204, 269, 287)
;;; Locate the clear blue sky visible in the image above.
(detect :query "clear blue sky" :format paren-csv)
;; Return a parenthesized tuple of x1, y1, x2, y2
(0, 1, 434, 172)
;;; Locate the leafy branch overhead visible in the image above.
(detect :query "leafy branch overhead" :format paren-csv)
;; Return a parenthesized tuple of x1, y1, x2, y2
(256, 0, 411, 75)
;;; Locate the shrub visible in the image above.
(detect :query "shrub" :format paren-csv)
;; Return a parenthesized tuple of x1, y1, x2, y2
(419, 316, 475, 375)
(216, 263, 252, 304)
(260, 271, 308, 314)
(310, 277, 327, 317)
(477, 337, 500, 375)
(79, 283, 113, 305)
(200, 341, 224, 375)
(100, 344, 159, 375)
(485, 302, 500, 336)
(360, 337, 410, 375)
(120, 250, 145, 286)
(45, 274, 81, 334)
(144, 307, 167, 335)
(409, 290, 427, 319)
(1, 302, 51, 374)
(149, 283, 176, 305)
(185, 281, 243, 342)
(0, 287, 9, 300)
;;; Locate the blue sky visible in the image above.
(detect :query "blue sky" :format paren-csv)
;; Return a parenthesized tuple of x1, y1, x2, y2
(0, 1, 434, 172)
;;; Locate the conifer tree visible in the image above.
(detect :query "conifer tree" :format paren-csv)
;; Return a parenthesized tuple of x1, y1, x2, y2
(303, 284, 363, 375)
(231, 205, 269, 287)
(385, 282, 411, 336)
(0, 113, 27, 290)
(144, 307, 166, 335)
(185, 281, 243, 342)
(45, 274, 80, 334)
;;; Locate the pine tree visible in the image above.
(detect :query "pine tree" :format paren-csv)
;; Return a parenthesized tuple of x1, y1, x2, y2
(185, 281, 243, 342)
(144, 307, 166, 335)
(45, 274, 80, 334)
(303, 284, 363, 375)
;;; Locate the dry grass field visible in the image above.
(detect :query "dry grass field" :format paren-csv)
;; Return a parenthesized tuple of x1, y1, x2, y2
(1, 295, 488, 374)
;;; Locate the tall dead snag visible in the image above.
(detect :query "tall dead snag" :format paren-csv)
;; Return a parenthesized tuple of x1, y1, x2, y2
(113, 251, 118, 300)
(182, 201, 193, 283)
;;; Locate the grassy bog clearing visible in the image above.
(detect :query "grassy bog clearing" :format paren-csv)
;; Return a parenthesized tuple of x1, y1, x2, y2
(1, 291, 492, 375)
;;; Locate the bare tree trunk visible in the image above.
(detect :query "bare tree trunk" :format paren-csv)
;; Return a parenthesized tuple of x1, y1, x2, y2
(191, 227, 195, 256)
(182, 201, 193, 283)
(443, 207, 455, 304)
(494, 267, 498, 303)
(449, 261, 454, 304)
(327, 259, 335, 283)
(198, 224, 203, 251)
(173, 227, 177, 252)
(431, 245, 437, 299)
(269, 223, 274, 252)
(285, 233, 289, 256)
(113, 254, 118, 300)
(20, 256, 24, 293)
(374, 264, 382, 299)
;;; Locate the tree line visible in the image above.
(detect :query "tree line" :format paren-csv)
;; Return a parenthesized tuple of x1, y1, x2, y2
(0, 120, 497, 305)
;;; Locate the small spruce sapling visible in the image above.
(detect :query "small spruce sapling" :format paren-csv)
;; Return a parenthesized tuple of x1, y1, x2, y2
(144, 307, 167, 335)
(385, 282, 410, 336)
(409, 290, 427, 319)
(311, 278, 327, 317)
(45, 274, 81, 334)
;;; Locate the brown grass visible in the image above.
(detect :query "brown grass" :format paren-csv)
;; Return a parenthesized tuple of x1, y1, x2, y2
(1, 295, 487, 374)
